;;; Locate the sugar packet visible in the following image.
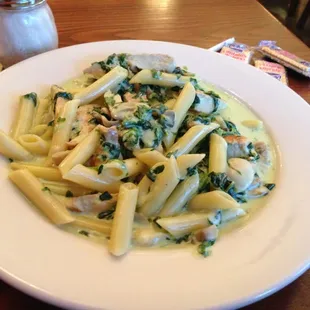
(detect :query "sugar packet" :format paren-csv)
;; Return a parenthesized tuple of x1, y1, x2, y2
(258, 40, 310, 78)
(220, 42, 253, 63)
(255, 60, 288, 85)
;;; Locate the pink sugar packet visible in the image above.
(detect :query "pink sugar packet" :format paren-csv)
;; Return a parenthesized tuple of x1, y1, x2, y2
(255, 60, 288, 85)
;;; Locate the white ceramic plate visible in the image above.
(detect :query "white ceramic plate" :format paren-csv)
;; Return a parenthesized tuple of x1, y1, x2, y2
(0, 40, 309, 310)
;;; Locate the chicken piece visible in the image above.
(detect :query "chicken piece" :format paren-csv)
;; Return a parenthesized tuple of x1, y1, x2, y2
(127, 54, 176, 73)
(160, 110, 175, 128)
(193, 90, 227, 115)
(83, 62, 105, 79)
(194, 225, 219, 243)
(70, 104, 100, 141)
(224, 135, 251, 159)
(110, 101, 149, 120)
(123, 91, 148, 103)
(254, 141, 271, 165)
(52, 150, 71, 165)
(67, 193, 117, 213)
(86, 126, 121, 166)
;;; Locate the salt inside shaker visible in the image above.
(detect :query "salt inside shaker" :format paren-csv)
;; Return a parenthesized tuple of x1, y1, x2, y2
(0, 0, 58, 68)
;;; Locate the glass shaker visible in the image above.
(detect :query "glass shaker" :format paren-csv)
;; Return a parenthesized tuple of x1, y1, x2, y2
(0, 0, 58, 68)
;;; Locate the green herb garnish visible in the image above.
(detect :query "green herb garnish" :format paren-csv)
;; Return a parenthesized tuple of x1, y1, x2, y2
(66, 190, 74, 197)
(97, 208, 115, 220)
(98, 165, 104, 174)
(42, 186, 50, 192)
(151, 69, 162, 79)
(265, 183, 276, 191)
(57, 117, 66, 123)
(197, 240, 215, 257)
(79, 230, 89, 237)
(54, 91, 73, 103)
(146, 164, 165, 182)
(186, 167, 197, 177)
(99, 191, 112, 201)
(24, 92, 37, 107)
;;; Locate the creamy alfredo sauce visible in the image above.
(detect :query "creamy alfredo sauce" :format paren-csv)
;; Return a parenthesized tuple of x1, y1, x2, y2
(208, 84, 277, 233)
(62, 77, 277, 245)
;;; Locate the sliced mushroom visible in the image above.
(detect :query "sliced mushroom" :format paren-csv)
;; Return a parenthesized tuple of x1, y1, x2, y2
(226, 158, 255, 192)
(224, 135, 251, 159)
(246, 186, 270, 199)
(67, 193, 117, 213)
(98, 125, 119, 145)
(193, 91, 227, 115)
(83, 62, 105, 79)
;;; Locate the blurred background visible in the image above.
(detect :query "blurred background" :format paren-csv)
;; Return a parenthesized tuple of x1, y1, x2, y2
(259, 0, 310, 46)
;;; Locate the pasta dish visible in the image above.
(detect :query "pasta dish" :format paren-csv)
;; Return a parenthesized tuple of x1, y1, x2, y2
(0, 53, 276, 257)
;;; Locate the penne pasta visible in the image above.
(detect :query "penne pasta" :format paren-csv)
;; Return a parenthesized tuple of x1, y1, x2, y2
(221, 208, 246, 224)
(9, 169, 74, 225)
(0, 130, 33, 161)
(52, 150, 71, 166)
(188, 190, 240, 211)
(29, 124, 53, 140)
(73, 215, 112, 235)
(0, 52, 276, 257)
(10, 162, 63, 181)
(96, 158, 145, 183)
(109, 183, 138, 256)
(140, 156, 179, 217)
(176, 154, 205, 179)
(32, 97, 54, 127)
(134, 148, 168, 167)
(157, 213, 211, 238)
(166, 123, 219, 157)
(137, 175, 152, 207)
(74, 66, 128, 105)
(59, 127, 100, 175)
(11, 93, 37, 140)
(242, 119, 263, 130)
(47, 99, 80, 164)
(129, 69, 191, 87)
(160, 173, 199, 217)
(18, 134, 51, 155)
(209, 133, 227, 173)
(63, 164, 122, 193)
(41, 180, 93, 197)
(163, 82, 195, 148)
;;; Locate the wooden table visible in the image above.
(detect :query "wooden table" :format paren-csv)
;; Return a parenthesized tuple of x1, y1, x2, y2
(1, 0, 309, 309)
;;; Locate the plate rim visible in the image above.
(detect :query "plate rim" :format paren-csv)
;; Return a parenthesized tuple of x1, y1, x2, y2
(0, 39, 309, 310)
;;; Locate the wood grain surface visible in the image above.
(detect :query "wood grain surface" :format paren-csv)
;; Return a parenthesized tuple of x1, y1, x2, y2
(0, 0, 309, 309)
